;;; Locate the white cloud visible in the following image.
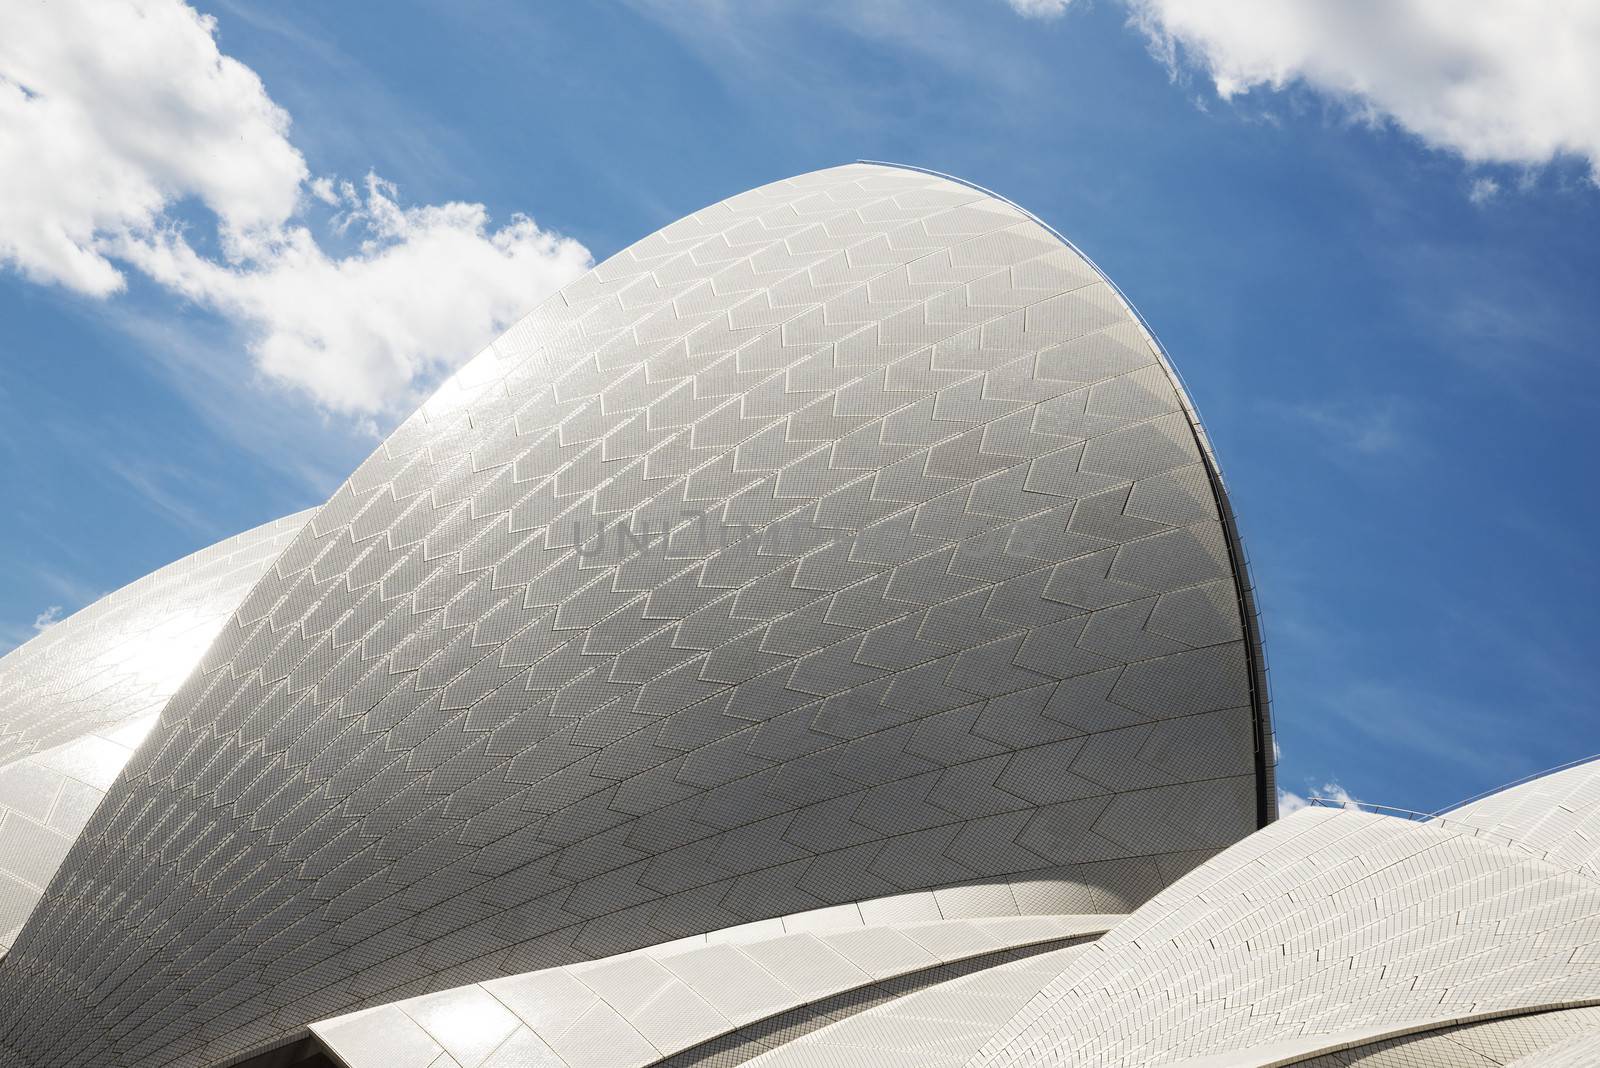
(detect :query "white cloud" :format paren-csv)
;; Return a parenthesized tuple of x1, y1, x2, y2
(32, 606, 63, 633)
(1469, 176, 1501, 205)
(1279, 780, 1357, 816)
(0, 0, 590, 415)
(1316, 781, 1359, 809)
(118, 177, 591, 415)
(1008, 0, 1073, 18)
(1123, 1, 1600, 178)
(0, 0, 305, 294)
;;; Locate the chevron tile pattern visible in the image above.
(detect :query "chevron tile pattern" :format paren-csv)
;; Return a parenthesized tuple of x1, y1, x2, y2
(0, 512, 312, 766)
(967, 805, 1600, 1068)
(0, 164, 1269, 1067)
(0, 513, 311, 955)
(0, 720, 161, 957)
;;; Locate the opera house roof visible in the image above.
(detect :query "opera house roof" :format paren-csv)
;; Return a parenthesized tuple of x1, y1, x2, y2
(0, 164, 1585, 1068)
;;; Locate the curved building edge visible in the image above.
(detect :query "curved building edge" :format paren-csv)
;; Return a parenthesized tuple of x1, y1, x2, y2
(858, 160, 1274, 824)
(298, 748, 1600, 1068)
(0, 510, 315, 957)
(0, 160, 1273, 1068)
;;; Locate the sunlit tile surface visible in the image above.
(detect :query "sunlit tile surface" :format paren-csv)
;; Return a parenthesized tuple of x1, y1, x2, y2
(0, 164, 1270, 1067)
(313, 912, 1116, 1068)
(0, 513, 310, 953)
(969, 803, 1600, 1067)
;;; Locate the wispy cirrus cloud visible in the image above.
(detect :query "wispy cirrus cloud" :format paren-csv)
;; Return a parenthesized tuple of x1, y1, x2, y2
(0, 0, 591, 417)
(1468, 177, 1502, 206)
(101, 455, 229, 539)
(1007, 0, 1073, 18)
(1269, 397, 1409, 458)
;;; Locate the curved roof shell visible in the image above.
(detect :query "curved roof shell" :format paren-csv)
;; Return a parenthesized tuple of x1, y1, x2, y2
(0, 512, 312, 766)
(0, 513, 311, 953)
(968, 801, 1600, 1068)
(1430, 758, 1600, 881)
(1506, 1021, 1600, 1068)
(0, 163, 1269, 1068)
(312, 912, 1116, 1068)
(305, 760, 1600, 1068)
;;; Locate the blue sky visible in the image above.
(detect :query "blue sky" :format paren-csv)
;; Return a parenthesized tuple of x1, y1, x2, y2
(2, 0, 1598, 816)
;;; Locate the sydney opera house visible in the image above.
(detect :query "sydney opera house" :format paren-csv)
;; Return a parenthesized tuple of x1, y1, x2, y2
(2, 163, 1597, 1068)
